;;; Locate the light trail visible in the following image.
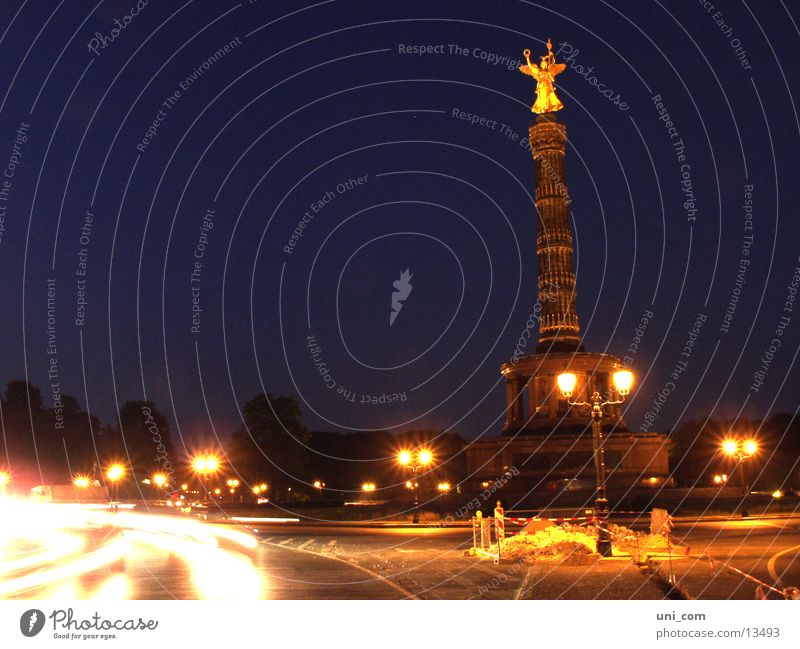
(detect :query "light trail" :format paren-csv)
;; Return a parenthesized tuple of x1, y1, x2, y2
(0, 496, 264, 599)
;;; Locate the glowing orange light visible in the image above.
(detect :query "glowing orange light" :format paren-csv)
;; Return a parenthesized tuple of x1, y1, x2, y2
(557, 372, 577, 398)
(152, 473, 168, 488)
(73, 475, 90, 489)
(722, 439, 738, 456)
(613, 370, 634, 396)
(418, 450, 433, 466)
(106, 465, 125, 482)
(192, 455, 221, 474)
(743, 439, 758, 456)
(397, 450, 411, 466)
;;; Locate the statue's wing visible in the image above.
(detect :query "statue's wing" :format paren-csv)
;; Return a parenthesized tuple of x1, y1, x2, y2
(519, 63, 540, 79)
(550, 63, 566, 76)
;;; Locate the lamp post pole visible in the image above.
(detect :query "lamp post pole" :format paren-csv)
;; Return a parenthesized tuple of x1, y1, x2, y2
(589, 393, 612, 556)
(737, 458, 748, 517)
(557, 370, 633, 558)
(411, 467, 420, 521)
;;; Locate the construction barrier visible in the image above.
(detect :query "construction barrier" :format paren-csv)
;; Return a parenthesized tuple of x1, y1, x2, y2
(649, 508, 799, 600)
(470, 504, 596, 563)
(494, 502, 505, 542)
(471, 511, 500, 563)
(704, 553, 800, 600)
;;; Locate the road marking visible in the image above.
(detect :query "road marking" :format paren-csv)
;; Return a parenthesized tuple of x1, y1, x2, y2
(321, 539, 337, 553)
(297, 539, 316, 550)
(230, 516, 300, 523)
(278, 538, 295, 546)
(514, 566, 532, 600)
(262, 537, 274, 543)
(767, 543, 800, 586)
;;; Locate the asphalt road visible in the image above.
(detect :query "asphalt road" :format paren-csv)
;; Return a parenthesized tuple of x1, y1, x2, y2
(669, 515, 800, 598)
(4, 500, 800, 599)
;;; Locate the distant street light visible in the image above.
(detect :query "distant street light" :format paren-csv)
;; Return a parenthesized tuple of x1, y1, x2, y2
(397, 448, 434, 523)
(106, 464, 126, 507)
(557, 369, 634, 556)
(721, 437, 758, 516)
(361, 482, 376, 501)
(437, 482, 451, 493)
(152, 473, 168, 488)
(0, 471, 11, 494)
(191, 454, 221, 503)
(73, 475, 90, 489)
(313, 480, 325, 498)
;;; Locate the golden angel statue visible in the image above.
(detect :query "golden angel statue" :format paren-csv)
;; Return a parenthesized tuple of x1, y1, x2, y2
(519, 38, 566, 114)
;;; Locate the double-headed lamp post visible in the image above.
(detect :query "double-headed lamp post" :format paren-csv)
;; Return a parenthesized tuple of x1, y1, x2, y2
(721, 437, 758, 517)
(397, 448, 433, 524)
(192, 454, 220, 503)
(556, 369, 634, 557)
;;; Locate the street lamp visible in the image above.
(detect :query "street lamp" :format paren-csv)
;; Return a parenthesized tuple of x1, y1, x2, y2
(557, 369, 634, 556)
(106, 464, 125, 507)
(191, 454, 221, 503)
(313, 480, 325, 498)
(721, 437, 758, 516)
(397, 448, 433, 523)
(252, 482, 268, 496)
(73, 475, 90, 489)
(361, 482, 376, 501)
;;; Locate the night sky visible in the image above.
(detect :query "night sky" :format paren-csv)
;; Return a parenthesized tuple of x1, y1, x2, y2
(1, 0, 799, 460)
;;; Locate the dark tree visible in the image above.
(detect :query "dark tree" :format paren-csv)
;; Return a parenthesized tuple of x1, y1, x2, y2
(47, 394, 101, 479)
(98, 400, 175, 477)
(227, 394, 311, 490)
(1, 381, 100, 485)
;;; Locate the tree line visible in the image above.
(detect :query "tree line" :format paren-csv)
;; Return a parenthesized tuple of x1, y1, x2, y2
(2, 378, 798, 492)
(0, 380, 466, 493)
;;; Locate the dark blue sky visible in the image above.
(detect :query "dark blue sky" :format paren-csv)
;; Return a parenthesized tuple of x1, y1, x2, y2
(0, 0, 798, 450)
